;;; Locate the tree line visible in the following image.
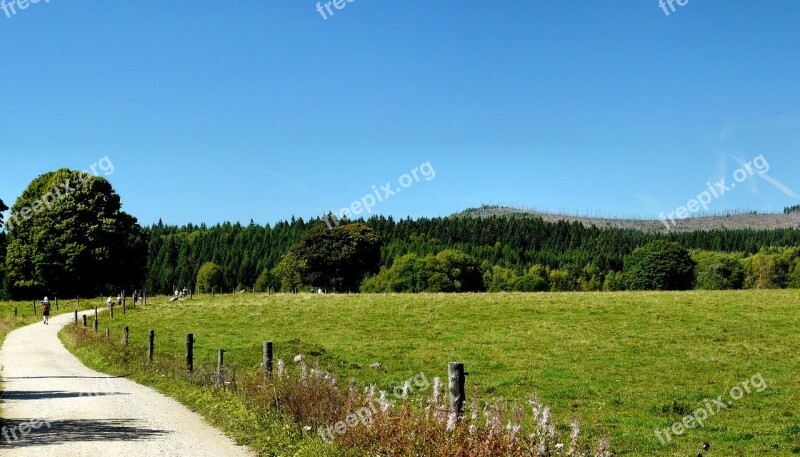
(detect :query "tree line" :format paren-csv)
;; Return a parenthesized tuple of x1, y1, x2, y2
(3, 169, 800, 298)
(141, 215, 800, 294)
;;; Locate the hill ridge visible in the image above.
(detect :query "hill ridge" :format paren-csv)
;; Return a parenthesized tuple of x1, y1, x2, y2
(455, 205, 800, 233)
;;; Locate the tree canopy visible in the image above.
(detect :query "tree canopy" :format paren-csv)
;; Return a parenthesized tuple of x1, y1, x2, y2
(4, 169, 146, 297)
(276, 223, 382, 292)
(623, 240, 695, 291)
(362, 249, 485, 293)
(196, 262, 224, 293)
(0, 198, 7, 228)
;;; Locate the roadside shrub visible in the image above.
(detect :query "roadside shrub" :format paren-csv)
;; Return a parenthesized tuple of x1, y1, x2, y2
(241, 359, 613, 457)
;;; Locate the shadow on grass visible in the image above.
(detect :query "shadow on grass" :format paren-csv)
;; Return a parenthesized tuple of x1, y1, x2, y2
(0, 418, 168, 447)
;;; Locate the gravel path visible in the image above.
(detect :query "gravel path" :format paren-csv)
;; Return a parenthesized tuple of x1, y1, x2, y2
(0, 310, 254, 456)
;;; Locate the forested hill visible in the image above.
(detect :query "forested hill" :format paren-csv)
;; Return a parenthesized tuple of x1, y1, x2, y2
(143, 215, 800, 294)
(457, 205, 800, 233)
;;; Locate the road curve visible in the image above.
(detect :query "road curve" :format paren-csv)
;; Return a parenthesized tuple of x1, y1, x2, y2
(0, 310, 254, 457)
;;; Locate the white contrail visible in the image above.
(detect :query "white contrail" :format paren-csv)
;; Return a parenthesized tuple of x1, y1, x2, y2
(727, 153, 800, 199)
(753, 171, 800, 199)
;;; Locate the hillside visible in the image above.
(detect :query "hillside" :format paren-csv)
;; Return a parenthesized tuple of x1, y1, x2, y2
(457, 205, 800, 233)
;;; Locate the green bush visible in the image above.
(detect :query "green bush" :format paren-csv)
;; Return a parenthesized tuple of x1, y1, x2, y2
(196, 262, 224, 293)
(602, 271, 624, 291)
(788, 259, 800, 289)
(692, 251, 745, 290)
(361, 249, 485, 293)
(254, 269, 278, 292)
(548, 269, 574, 291)
(623, 241, 695, 291)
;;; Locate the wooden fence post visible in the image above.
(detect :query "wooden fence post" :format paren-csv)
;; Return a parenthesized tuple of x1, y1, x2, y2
(216, 349, 225, 386)
(33, 300, 37, 316)
(148, 330, 155, 362)
(186, 333, 194, 373)
(14, 307, 17, 317)
(74, 310, 78, 325)
(123, 300, 126, 315)
(124, 326, 129, 346)
(55, 297, 59, 310)
(448, 362, 466, 419)
(263, 342, 273, 379)
(94, 307, 99, 332)
(105, 328, 110, 341)
(83, 314, 87, 327)
(110, 303, 114, 319)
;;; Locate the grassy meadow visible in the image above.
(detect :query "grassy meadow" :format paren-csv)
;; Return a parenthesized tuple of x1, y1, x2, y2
(54, 291, 800, 456)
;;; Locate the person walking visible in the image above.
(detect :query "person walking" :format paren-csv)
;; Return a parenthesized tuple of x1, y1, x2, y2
(41, 296, 51, 325)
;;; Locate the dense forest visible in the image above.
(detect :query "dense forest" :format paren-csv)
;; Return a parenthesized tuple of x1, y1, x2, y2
(3, 178, 800, 298)
(142, 214, 800, 294)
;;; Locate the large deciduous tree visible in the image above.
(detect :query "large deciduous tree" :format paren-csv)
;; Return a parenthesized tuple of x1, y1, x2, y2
(623, 240, 695, 291)
(277, 223, 382, 292)
(5, 169, 147, 297)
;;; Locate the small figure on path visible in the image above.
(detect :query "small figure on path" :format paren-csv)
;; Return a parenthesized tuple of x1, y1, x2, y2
(41, 296, 51, 325)
(106, 296, 116, 306)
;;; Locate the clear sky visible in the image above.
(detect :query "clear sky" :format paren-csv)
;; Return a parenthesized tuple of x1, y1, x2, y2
(1, 0, 799, 226)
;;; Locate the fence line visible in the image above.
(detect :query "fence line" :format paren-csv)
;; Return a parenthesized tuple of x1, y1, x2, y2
(80, 324, 468, 416)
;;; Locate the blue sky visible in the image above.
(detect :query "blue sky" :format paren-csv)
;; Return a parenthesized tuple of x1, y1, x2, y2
(1, 0, 799, 226)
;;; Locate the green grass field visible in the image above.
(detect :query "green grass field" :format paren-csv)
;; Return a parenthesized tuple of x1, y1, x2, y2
(54, 291, 800, 455)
